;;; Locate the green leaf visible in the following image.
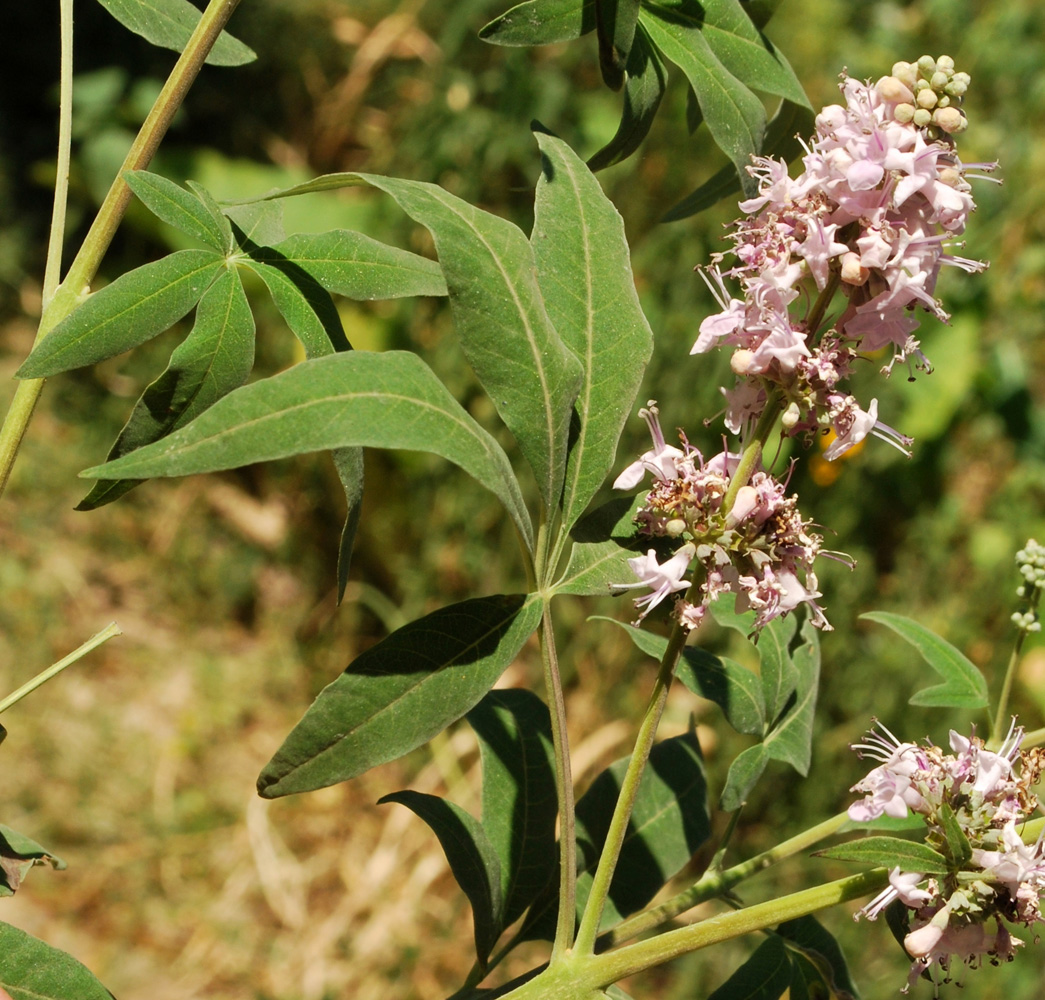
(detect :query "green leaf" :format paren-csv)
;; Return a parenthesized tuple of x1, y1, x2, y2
(93, 0, 255, 66)
(244, 257, 361, 600)
(588, 25, 667, 171)
(640, 5, 766, 188)
(756, 612, 799, 723)
(17, 249, 224, 378)
(597, 619, 765, 736)
(817, 836, 949, 875)
(696, 0, 809, 108)
(520, 729, 710, 940)
(261, 230, 448, 300)
(0, 826, 66, 897)
(662, 98, 816, 219)
(356, 173, 584, 511)
(225, 199, 286, 247)
(0, 921, 115, 999)
(595, 0, 640, 89)
(938, 803, 973, 868)
(778, 916, 859, 1000)
(257, 594, 543, 797)
(574, 728, 711, 930)
(762, 618, 819, 775)
(185, 180, 235, 251)
(531, 130, 653, 532)
(125, 170, 231, 251)
(553, 493, 658, 596)
(707, 934, 791, 1000)
(479, 0, 596, 45)
(77, 267, 255, 510)
(379, 791, 504, 963)
(720, 742, 768, 810)
(467, 689, 558, 926)
(860, 612, 989, 709)
(80, 350, 534, 552)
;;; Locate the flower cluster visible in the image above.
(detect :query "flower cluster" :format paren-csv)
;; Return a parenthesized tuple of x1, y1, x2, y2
(849, 721, 1045, 991)
(1011, 539, 1045, 634)
(693, 55, 993, 460)
(611, 403, 827, 631)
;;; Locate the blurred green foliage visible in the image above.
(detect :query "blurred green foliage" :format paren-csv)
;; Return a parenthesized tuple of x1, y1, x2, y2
(2, 0, 1045, 996)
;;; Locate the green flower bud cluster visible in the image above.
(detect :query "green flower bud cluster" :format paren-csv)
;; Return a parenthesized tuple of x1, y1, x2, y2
(884, 54, 970, 138)
(1012, 539, 1045, 632)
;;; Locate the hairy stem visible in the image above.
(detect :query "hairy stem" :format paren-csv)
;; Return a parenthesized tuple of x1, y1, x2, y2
(600, 810, 852, 947)
(0, 0, 244, 500)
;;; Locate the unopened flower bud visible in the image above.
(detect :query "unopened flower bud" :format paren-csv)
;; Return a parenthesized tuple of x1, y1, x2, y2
(936, 94, 951, 108)
(730, 348, 756, 375)
(781, 401, 802, 429)
(938, 166, 963, 187)
(936, 55, 955, 74)
(840, 251, 869, 285)
(917, 54, 937, 76)
(913, 108, 932, 128)
(876, 75, 914, 104)
(892, 61, 917, 89)
(930, 70, 950, 90)
(665, 518, 688, 537)
(916, 88, 939, 110)
(933, 107, 966, 134)
(894, 102, 916, 124)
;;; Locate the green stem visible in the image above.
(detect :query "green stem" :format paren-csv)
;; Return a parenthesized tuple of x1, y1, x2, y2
(43, 0, 74, 307)
(721, 386, 785, 514)
(990, 583, 1041, 744)
(600, 809, 852, 948)
(0, 623, 122, 714)
(497, 870, 889, 1000)
(0, 0, 244, 501)
(539, 601, 577, 959)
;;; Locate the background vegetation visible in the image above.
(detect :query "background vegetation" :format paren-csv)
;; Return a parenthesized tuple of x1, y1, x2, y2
(1, 0, 1044, 996)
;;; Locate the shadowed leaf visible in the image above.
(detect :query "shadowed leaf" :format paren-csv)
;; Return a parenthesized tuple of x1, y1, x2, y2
(707, 934, 791, 1000)
(480, 0, 596, 45)
(257, 595, 543, 796)
(0, 826, 66, 898)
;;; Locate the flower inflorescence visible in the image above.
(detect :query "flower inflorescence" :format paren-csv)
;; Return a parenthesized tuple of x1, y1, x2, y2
(849, 720, 1045, 992)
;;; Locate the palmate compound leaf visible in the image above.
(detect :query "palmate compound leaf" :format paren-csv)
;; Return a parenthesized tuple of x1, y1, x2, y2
(235, 170, 584, 513)
(79, 350, 534, 552)
(77, 267, 255, 510)
(92, 0, 255, 66)
(479, 0, 597, 45)
(378, 791, 504, 964)
(531, 130, 654, 534)
(467, 689, 558, 927)
(0, 921, 115, 1000)
(595, 618, 765, 736)
(860, 612, 989, 709)
(257, 595, 544, 797)
(518, 728, 711, 940)
(0, 825, 66, 897)
(16, 249, 225, 379)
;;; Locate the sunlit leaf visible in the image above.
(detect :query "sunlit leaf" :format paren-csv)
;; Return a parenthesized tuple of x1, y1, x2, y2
(817, 836, 949, 875)
(0, 921, 115, 1000)
(861, 612, 989, 709)
(77, 267, 255, 510)
(531, 130, 653, 531)
(467, 689, 558, 925)
(639, 5, 765, 188)
(379, 791, 504, 962)
(17, 250, 224, 378)
(260, 230, 448, 300)
(257, 594, 543, 796)
(479, 0, 596, 46)
(125, 170, 231, 251)
(93, 0, 255, 66)
(81, 350, 534, 551)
